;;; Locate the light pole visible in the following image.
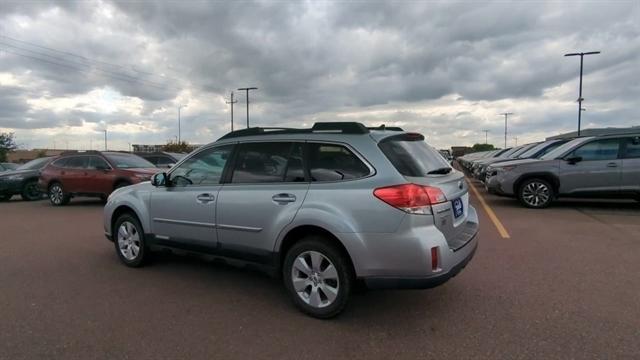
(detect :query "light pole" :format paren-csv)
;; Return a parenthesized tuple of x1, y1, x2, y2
(482, 129, 490, 144)
(499, 113, 513, 148)
(564, 51, 600, 136)
(178, 105, 187, 143)
(103, 130, 107, 151)
(226, 91, 238, 132)
(238, 87, 258, 128)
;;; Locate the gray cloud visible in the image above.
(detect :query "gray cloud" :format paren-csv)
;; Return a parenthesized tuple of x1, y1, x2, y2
(0, 0, 639, 150)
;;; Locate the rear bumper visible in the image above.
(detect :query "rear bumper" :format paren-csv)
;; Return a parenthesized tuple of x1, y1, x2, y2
(364, 239, 478, 289)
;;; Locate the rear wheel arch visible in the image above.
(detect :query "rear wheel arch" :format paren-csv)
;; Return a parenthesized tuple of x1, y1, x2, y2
(278, 225, 355, 276)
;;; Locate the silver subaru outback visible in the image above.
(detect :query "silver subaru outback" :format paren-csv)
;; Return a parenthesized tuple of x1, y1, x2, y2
(103, 122, 479, 318)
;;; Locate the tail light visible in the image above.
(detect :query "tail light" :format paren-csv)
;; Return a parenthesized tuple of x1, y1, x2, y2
(373, 183, 447, 214)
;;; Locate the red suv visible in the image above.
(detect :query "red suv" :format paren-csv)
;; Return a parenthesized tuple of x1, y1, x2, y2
(38, 151, 158, 206)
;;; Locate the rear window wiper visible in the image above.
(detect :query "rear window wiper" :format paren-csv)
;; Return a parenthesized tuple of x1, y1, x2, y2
(426, 167, 452, 175)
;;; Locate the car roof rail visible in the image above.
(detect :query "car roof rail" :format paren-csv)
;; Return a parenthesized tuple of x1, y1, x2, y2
(219, 122, 371, 140)
(367, 124, 404, 131)
(59, 150, 102, 156)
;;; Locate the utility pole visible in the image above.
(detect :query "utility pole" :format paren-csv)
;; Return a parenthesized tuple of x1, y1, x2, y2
(564, 51, 600, 136)
(178, 105, 187, 143)
(499, 113, 513, 148)
(238, 87, 258, 128)
(514, 136, 518, 146)
(103, 130, 107, 151)
(226, 91, 238, 132)
(482, 129, 490, 144)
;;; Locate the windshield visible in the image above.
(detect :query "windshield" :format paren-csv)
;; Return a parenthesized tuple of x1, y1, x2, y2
(104, 153, 156, 169)
(498, 147, 522, 158)
(379, 134, 451, 176)
(510, 143, 537, 158)
(540, 138, 590, 160)
(17, 157, 51, 170)
(519, 141, 564, 159)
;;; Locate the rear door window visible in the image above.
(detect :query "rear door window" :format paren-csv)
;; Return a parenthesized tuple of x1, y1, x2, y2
(231, 142, 295, 183)
(88, 156, 110, 170)
(307, 143, 371, 181)
(378, 134, 451, 176)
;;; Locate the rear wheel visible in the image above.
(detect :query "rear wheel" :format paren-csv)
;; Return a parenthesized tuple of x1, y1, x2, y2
(114, 213, 149, 267)
(48, 182, 70, 206)
(283, 236, 353, 319)
(518, 178, 554, 208)
(21, 180, 42, 201)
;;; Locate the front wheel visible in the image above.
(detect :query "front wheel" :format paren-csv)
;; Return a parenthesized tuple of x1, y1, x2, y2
(518, 178, 554, 208)
(283, 236, 353, 319)
(114, 213, 149, 267)
(48, 182, 70, 206)
(21, 180, 42, 201)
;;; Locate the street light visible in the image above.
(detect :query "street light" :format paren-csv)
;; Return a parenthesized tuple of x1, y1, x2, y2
(499, 113, 513, 148)
(482, 129, 490, 144)
(564, 51, 600, 136)
(178, 105, 187, 143)
(238, 87, 258, 128)
(103, 130, 107, 151)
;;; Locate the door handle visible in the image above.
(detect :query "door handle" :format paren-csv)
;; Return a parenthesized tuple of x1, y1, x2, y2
(196, 193, 215, 204)
(606, 162, 618, 168)
(272, 193, 296, 203)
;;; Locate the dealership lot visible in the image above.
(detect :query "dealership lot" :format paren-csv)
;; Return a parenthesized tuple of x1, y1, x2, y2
(1, 184, 639, 359)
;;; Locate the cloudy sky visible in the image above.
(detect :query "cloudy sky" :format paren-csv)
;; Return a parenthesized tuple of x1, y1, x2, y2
(0, 0, 638, 151)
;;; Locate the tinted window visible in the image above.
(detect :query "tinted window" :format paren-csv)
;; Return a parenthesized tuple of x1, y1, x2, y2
(571, 139, 620, 161)
(104, 153, 155, 169)
(378, 134, 449, 177)
(171, 145, 233, 186)
(88, 156, 110, 170)
(623, 137, 640, 159)
(308, 143, 370, 181)
(65, 156, 89, 169)
(231, 142, 293, 183)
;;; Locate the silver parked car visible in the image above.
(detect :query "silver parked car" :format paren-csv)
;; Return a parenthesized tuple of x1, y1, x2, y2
(485, 134, 640, 208)
(103, 122, 479, 318)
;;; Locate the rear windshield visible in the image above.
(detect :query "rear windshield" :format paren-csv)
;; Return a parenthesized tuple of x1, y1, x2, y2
(379, 134, 451, 176)
(104, 153, 155, 169)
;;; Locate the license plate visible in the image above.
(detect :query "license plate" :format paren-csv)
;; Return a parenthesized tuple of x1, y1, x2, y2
(452, 198, 464, 218)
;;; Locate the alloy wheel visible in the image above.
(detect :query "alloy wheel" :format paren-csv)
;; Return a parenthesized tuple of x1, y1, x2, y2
(291, 251, 340, 309)
(117, 221, 141, 261)
(522, 181, 550, 207)
(24, 182, 41, 200)
(50, 185, 64, 205)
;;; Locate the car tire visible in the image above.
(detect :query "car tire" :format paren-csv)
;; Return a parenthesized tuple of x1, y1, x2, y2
(283, 236, 353, 319)
(518, 178, 554, 209)
(48, 182, 70, 206)
(21, 180, 42, 201)
(113, 213, 149, 267)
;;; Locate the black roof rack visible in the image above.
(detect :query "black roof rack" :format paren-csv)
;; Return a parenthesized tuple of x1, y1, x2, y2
(219, 122, 372, 140)
(59, 150, 103, 156)
(367, 124, 404, 131)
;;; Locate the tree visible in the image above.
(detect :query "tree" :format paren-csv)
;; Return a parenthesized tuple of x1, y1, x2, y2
(0, 132, 18, 162)
(471, 143, 497, 152)
(163, 140, 194, 153)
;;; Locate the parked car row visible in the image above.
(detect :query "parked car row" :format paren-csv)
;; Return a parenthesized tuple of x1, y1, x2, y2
(458, 133, 640, 208)
(0, 151, 189, 204)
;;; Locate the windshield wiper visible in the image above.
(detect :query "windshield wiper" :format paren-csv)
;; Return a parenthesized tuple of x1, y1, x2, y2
(427, 167, 452, 175)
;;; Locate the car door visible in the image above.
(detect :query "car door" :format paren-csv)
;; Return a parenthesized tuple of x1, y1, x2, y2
(216, 142, 309, 262)
(620, 136, 640, 193)
(62, 156, 90, 192)
(86, 156, 115, 194)
(149, 144, 234, 249)
(558, 138, 622, 194)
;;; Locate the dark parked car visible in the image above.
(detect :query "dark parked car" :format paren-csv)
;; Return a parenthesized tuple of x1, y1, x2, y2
(1, 162, 20, 172)
(38, 151, 158, 206)
(135, 152, 185, 168)
(0, 157, 53, 201)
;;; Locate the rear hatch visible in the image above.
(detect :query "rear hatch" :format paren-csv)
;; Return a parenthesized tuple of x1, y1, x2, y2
(378, 133, 475, 250)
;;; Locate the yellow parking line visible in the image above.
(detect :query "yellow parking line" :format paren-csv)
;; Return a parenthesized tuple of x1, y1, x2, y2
(466, 179, 511, 239)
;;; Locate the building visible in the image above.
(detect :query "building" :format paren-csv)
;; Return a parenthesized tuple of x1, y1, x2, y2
(6, 149, 66, 163)
(546, 126, 640, 140)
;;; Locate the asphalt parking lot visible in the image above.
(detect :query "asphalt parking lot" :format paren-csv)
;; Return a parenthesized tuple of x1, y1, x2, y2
(1, 186, 639, 359)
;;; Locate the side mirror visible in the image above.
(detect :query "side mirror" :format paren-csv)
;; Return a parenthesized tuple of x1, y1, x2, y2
(566, 155, 582, 164)
(96, 164, 110, 171)
(151, 172, 168, 187)
(167, 163, 175, 168)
